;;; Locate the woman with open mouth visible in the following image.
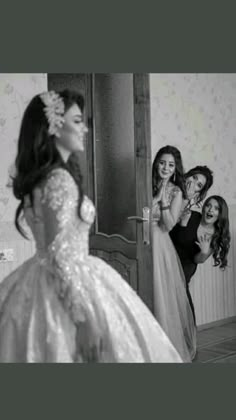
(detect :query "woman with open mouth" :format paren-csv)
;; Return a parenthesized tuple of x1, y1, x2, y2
(170, 165, 213, 320)
(170, 195, 231, 324)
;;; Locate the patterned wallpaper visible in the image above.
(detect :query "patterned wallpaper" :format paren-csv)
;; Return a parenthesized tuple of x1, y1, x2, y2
(150, 74, 236, 205)
(0, 74, 47, 224)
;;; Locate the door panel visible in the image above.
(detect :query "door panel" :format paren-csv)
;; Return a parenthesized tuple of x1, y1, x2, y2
(90, 74, 154, 312)
(90, 234, 138, 290)
(93, 74, 136, 241)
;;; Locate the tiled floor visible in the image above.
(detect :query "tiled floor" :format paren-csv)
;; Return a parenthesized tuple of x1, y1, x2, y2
(193, 321, 236, 363)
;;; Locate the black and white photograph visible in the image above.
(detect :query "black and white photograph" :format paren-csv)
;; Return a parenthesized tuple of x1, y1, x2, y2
(0, 73, 235, 363)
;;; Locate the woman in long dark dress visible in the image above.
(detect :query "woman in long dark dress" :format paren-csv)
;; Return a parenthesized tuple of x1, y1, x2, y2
(170, 195, 231, 323)
(170, 165, 213, 322)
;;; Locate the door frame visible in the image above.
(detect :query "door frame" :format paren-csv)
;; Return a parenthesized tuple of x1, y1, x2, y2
(133, 73, 154, 311)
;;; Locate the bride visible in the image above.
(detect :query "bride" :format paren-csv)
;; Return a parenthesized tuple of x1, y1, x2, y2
(0, 89, 182, 363)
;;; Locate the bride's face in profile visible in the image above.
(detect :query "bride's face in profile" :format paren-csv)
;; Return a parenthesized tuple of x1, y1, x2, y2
(55, 103, 88, 160)
(157, 153, 176, 181)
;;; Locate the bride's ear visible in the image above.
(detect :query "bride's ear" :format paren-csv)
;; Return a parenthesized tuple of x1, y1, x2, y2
(53, 125, 63, 139)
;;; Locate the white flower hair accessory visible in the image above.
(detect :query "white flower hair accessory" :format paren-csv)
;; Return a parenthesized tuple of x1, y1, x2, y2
(40, 91, 65, 137)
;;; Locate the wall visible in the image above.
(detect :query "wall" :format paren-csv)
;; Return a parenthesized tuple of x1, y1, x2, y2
(0, 74, 47, 282)
(150, 73, 236, 325)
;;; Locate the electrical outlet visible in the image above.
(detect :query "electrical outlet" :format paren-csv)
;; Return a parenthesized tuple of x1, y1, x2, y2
(0, 249, 14, 262)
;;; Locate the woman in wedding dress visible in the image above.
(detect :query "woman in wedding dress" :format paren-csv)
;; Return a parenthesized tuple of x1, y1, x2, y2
(152, 146, 196, 362)
(0, 89, 182, 363)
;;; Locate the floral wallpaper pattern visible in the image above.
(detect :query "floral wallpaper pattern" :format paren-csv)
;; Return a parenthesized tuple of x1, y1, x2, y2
(0, 74, 47, 223)
(150, 73, 236, 205)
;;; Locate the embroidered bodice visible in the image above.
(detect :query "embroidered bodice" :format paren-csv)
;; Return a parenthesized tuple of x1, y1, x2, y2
(23, 168, 97, 328)
(24, 168, 95, 261)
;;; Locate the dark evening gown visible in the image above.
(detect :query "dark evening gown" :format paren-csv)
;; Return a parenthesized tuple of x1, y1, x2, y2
(170, 211, 202, 323)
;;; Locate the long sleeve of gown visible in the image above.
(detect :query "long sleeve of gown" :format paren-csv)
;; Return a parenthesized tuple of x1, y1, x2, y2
(40, 168, 106, 340)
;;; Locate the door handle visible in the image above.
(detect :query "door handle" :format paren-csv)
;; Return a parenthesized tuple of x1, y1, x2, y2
(127, 207, 150, 245)
(127, 216, 149, 222)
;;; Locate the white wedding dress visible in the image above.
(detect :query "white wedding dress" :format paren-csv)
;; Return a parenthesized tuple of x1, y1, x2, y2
(0, 168, 182, 363)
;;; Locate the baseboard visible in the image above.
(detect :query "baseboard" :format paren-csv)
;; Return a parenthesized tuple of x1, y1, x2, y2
(197, 316, 236, 331)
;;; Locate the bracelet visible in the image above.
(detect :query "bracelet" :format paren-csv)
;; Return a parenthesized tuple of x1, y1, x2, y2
(161, 205, 170, 210)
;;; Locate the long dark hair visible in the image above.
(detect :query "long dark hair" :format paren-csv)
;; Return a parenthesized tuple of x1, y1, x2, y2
(202, 195, 231, 269)
(12, 89, 85, 238)
(185, 165, 213, 204)
(152, 145, 186, 197)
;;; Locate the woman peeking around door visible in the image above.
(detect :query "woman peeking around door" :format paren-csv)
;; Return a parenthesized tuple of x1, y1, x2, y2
(170, 195, 231, 323)
(152, 145, 196, 362)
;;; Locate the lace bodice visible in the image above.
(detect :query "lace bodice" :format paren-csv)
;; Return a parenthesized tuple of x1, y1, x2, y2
(23, 168, 99, 330)
(24, 168, 95, 261)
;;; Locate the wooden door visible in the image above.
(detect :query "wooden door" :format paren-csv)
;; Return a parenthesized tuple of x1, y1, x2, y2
(89, 74, 154, 312)
(48, 73, 153, 311)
